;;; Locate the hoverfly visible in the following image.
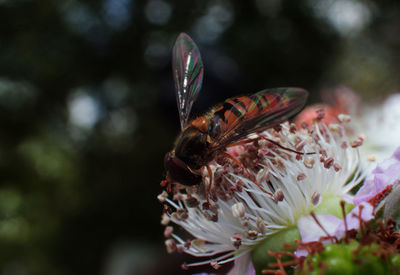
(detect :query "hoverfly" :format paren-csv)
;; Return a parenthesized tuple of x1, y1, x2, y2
(163, 33, 308, 195)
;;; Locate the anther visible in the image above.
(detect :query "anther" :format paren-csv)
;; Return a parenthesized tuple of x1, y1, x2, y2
(289, 123, 297, 133)
(333, 163, 341, 172)
(161, 213, 170, 225)
(246, 230, 258, 240)
(303, 157, 315, 168)
(185, 195, 200, 208)
(210, 260, 220, 270)
(173, 209, 188, 221)
(297, 173, 306, 181)
(350, 140, 363, 148)
(157, 191, 169, 202)
(315, 108, 325, 120)
(338, 114, 351, 123)
(257, 217, 266, 234)
(231, 233, 242, 249)
(165, 239, 177, 253)
(232, 202, 245, 218)
(274, 189, 284, 202)
(164, 226, 173, 238)
(324, 157, 334, 169)
(368, 155, 376, 162)
(311, 193, 320, 205)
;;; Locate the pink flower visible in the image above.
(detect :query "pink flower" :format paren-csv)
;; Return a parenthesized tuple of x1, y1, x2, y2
(354, 147, 400, 205)
(298, 147, 400, 245)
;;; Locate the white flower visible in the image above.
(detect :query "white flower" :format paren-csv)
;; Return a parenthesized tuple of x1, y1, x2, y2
(355, 93, 400, 165)
(296, 88, 400, 169)
(159, 117, 366, 273)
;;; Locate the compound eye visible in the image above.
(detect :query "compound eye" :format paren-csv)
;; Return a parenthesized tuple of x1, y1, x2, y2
(164, 152, 173, 170)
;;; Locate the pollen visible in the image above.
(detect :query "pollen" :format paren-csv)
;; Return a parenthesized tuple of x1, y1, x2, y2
(368, 155, 376, 162)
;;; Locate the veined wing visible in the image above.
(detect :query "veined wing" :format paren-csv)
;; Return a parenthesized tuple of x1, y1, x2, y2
(207, 87, 308, 151)
(172, 33, 204, 129)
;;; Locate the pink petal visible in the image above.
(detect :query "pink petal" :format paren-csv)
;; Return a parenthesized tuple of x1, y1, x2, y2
(297, 214, 342, 243)
(334, 202, 374, 238)
(227, 253, 254, 275)
(354, 147, 400, 205)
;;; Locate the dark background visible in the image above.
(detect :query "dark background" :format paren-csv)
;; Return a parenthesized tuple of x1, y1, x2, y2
(0, 0, 399, 274)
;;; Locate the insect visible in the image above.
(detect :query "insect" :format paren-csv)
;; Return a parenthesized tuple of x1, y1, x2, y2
(163, 33, 308, 194)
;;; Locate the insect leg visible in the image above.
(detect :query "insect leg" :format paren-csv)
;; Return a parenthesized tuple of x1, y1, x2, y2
(205, 165, 213, 204)
(260, 136, 315, 155)
(226, 135, 315, 155)
(225, 137, 263, 148)
(220, 151, 274, 197)
(161, 178, 172, 193)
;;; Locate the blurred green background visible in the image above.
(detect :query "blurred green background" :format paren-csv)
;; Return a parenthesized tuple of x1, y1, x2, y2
(0, 0, 399, 274)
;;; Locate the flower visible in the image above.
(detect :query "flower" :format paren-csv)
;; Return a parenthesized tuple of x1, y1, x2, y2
(353, 94, 400, 162)
(296, 146, 400, 249)
(355, 146, 400, 216)
(296, 231, 400, 275)
(296, 87, 400, 167)
(159, 114, 368, 274)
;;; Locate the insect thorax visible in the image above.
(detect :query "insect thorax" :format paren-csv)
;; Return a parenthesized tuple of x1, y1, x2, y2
(174, 126, 213, 170)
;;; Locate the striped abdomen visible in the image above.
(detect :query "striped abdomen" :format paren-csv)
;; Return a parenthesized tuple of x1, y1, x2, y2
(207, 88, 305, 140)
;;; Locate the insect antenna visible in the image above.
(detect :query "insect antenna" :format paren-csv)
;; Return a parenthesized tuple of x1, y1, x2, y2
(205, 165, 213, 204)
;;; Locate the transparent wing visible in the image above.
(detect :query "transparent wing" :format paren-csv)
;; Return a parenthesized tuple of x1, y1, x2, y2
(172, 33, 204, 129)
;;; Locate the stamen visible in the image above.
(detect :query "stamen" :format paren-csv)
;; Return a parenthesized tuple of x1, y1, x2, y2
(231, 233, 242, 248)
(311, 193, 320, 205)
(297, 173, 306, 181)
(350, 138, 363, 148)
(161, 213, 170, 225)
(221, 151, 274, 197)
(185, 195, 200, 208)
(257, 217, 266, 234)
(323, 157, 334, 169)
(315, 108, 325, 120)
(339, 200, 349, 244)
(165, 198, 180, 210)
(210, 260, 220, 270)
(367, 155, 376, 162)
(303, 157, 315, 168)
(338, 114, 351, 123)
(274, 189, 285, 202)
(165, 239, 177, 253)
(157, 191, 169, 202)
(162, 119, 364, 271)
(183, 251, 236, 268)
(333, 163, 341, 172)
(246, 230, 258, 240)
(232, 202, 245, 218)
(164, 226, 173, 238)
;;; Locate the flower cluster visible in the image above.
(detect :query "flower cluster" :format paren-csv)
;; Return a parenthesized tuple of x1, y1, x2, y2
(159, 91, 400, 274)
